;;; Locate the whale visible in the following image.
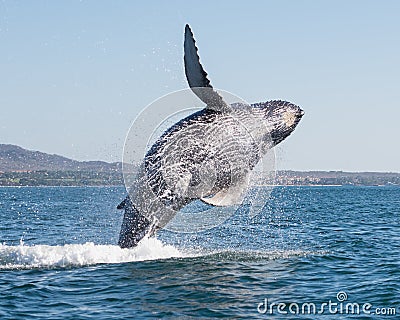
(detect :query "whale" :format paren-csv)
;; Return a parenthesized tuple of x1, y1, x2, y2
(117, 24, 304, 248)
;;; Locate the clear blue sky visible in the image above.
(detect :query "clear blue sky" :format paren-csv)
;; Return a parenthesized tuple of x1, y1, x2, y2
(1, 1, 399, 172)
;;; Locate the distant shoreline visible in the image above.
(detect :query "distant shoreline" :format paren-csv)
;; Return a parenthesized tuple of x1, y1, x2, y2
(0, 170, 399, 187)
(0, 184, 398, 188)
(1, 144, 399, 187)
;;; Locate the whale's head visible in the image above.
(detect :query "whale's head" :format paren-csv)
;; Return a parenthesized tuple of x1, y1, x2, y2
(252, 100, 304, 147)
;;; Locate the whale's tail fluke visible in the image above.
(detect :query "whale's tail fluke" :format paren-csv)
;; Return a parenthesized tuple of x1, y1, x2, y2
(117, 197, 156, 249)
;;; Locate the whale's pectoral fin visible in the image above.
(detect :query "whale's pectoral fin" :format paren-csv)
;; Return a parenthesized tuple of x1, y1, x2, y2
(184, 24, 230, 113)
(201, 172, 250, 206)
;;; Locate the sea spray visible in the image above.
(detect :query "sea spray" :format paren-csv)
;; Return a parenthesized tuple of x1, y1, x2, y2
(0, 237, 182, 269)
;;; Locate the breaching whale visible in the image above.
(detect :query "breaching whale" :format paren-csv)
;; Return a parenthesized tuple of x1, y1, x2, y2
(117, 24, 304, 248)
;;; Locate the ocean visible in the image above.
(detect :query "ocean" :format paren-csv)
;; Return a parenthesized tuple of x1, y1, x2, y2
(0, 186, 399, 319)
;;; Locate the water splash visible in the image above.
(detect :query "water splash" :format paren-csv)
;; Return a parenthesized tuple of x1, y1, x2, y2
(0, 237, 183, 270)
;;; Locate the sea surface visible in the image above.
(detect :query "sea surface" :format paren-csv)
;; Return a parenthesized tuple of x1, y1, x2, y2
(0, 186, 399, 319)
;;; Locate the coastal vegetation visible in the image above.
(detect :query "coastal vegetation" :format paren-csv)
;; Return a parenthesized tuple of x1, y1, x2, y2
(1, 144, 398, 186)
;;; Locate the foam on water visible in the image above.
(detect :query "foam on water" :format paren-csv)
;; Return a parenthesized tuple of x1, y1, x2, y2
(0, 237, 183, 269)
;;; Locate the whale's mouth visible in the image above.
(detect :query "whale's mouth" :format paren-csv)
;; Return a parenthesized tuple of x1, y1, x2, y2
(295, 108, 305, 126)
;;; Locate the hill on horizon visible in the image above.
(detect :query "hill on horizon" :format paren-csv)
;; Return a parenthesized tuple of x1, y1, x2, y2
(0, 144, 399, 186)
(0, 144, 122, 172)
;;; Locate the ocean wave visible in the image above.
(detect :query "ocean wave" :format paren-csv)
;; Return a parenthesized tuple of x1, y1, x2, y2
(191, 248, 322, 262)
(0, 238, 183, 270)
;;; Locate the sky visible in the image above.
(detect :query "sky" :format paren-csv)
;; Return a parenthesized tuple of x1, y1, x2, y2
(0, 0, 399, 172)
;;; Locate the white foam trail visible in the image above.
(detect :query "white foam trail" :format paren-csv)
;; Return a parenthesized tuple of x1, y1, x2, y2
(0, 238, 183, 269)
